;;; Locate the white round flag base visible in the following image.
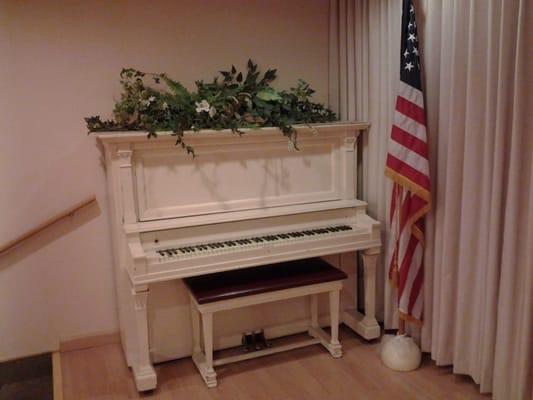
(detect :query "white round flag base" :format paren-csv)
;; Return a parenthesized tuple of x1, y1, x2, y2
(379, 334, 421, 371)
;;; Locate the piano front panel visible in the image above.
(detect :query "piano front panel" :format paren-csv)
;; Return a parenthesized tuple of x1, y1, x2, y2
(133, 133, 346, 222)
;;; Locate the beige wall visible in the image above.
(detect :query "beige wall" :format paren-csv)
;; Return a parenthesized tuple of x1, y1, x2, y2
(0, 0, 330, 361)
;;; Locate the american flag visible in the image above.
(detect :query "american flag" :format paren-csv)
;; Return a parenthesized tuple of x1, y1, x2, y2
(385, 0, 430, 324)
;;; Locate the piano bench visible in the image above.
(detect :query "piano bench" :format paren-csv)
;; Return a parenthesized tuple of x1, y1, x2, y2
(183, 258, 347, 388)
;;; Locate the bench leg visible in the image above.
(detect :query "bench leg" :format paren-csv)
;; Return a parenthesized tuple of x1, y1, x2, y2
(308, 290, 343, 358)
(189, 297, 201, 354)
(329, 290, 340, 346)
(310, 294, 319, 328)
(328, 290, 343, 358)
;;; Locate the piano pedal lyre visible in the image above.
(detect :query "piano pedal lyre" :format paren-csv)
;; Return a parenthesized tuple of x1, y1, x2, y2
(241, 329, 271, 352)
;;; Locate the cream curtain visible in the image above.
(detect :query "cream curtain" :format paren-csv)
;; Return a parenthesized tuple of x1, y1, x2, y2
(330, 1, 533, 398)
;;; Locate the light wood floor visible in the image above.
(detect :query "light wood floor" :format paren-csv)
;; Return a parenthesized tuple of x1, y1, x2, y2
(61, 327, 489, 400)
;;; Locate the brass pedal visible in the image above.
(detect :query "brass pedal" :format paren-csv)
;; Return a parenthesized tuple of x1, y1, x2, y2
(241, 330, 271, 352)
(241, 332, 254, 352)
(253, 330, 271, 350)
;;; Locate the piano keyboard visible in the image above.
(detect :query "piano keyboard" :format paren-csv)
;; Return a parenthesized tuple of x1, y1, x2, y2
(155, 224, 357, 260)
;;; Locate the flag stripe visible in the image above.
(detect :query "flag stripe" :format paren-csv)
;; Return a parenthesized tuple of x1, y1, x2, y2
(398, 80, 424, 108)
(397, 235, 419, 296)
(408, 262, 424, 313)
(393, 111, 428, 142)
(386, 154, 430, 190)
(388, 139, 429, 175)
(396, 96, 426, 125)
(391, 125, 428, 158)
(399, 242, 423, 314)
(410, 286, 423, 318)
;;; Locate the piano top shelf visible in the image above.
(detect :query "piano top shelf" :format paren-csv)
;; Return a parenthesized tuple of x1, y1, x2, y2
(94, 121, 370, 143)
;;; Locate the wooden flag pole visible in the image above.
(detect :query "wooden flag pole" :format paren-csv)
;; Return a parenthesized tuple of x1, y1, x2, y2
(398, 318, 406, 335)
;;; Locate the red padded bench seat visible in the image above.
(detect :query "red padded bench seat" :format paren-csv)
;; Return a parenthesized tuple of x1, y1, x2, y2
(183, 257, 347, 305)
(185, 257, 347, 388)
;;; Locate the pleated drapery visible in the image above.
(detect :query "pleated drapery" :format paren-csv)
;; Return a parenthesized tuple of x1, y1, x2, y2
(330, 1, 533, 398)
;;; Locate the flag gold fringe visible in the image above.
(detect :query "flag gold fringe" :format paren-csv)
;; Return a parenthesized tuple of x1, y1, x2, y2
(385, 166, 431, 206)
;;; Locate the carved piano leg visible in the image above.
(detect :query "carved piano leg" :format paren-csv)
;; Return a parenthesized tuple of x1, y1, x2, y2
(131, 287, 157, 391)
(342, 247, 381, 340)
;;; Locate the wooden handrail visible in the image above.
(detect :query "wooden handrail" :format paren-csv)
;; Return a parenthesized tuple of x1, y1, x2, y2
(0, 196, 97, 255)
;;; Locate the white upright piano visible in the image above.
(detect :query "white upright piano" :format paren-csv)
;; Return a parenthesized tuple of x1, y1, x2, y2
(96, 122, 381, 391)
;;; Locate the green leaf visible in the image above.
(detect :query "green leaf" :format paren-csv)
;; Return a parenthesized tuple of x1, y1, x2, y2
(263, 69, 277, 81)
(159, 74, 190, 101)
(256, 87, 282, 102)
(85, 62, 337, 158)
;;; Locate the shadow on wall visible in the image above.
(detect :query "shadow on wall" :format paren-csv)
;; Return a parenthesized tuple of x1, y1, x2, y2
(0, 200, 101, 271)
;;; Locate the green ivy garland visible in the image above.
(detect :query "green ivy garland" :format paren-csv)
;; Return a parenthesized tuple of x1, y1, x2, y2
(86, 60, 336, 156)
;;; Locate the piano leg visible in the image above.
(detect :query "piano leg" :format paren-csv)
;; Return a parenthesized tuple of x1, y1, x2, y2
(342, 247, 381, 340)
(131, 286, 157, 391)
